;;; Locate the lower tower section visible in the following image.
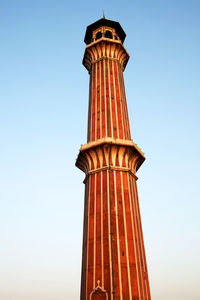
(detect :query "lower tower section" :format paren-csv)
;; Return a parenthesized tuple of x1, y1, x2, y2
(76, 138, 151, 300)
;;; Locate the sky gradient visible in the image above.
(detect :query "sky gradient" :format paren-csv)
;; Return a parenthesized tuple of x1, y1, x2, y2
(0, 1, 200, 299)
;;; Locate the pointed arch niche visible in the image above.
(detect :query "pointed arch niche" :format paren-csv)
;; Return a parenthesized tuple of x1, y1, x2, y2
(89, 281, 108, 300)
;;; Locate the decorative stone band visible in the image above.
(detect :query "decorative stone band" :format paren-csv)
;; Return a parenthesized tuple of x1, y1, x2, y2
(88, 165, 137, 178)
(76, 137, 145, 178)
(83, 38, 129, 72)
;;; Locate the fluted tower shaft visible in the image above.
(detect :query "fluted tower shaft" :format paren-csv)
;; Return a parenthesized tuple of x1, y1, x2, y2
(85, 39, 131, 142)
(76, 18, 151, 300)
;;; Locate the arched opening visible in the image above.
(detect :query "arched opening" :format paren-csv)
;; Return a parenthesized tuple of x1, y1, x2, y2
(105, 30, 113, 39)
(96, 31, 102, 40)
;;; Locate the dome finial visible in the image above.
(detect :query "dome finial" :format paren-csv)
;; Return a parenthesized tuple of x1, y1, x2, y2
(103, 10, 105, 19)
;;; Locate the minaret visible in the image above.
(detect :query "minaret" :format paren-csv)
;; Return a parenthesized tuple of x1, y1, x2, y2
(76, 18, 151, 300)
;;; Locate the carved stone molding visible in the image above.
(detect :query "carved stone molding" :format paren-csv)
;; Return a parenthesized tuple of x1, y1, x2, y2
(76, 137, 145, 177)
(83, 39, 129, 72)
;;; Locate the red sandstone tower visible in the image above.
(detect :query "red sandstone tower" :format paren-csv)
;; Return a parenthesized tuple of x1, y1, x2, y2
(76, 18, 151, 300)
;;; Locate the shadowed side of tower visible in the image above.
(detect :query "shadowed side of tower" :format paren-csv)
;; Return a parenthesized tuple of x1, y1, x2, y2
(76, 18, 151, 300)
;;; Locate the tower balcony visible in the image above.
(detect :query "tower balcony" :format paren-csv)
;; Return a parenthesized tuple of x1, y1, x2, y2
(76, 137, 145, 179)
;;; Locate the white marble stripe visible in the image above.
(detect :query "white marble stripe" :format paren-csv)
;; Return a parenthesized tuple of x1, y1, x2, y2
(120, 171, 132, 300)
(133, 179, 149, 299)
(127, 172, 141, 299)
(95, 63, 97, 140)
(131, 176, 145, 299)
(93, 173, 97, 288)
(101, 171, 104, 288)
(100, 60, 102, 139)
(87, 73, 91, 142)
(145, 279, 149, 300)
(89, 67, 94, 141)
(121, 74, 131, 138)
(112, 60, 119, 139)
(85, 176, 91, 299)
(120, 66, 129, 139)
(118, 65, 128, 139)
(133, 179, 146, 272)
(103, 59, 108, 137)
(113, 170, 123, 300)
(116, 62, 125, 139)
(107, 59, 113, 138)
(107, 170, 114, 300)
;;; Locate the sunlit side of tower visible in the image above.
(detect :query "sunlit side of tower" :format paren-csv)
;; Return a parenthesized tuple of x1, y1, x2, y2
(76, 18, 151, 300)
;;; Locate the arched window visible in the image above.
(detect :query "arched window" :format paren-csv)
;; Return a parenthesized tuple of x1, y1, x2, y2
(96, 31, 102, 40)
(105, 30, 113, 39)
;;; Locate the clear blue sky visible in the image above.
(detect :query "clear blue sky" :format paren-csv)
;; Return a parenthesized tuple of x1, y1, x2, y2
(0, 1, 200, 299)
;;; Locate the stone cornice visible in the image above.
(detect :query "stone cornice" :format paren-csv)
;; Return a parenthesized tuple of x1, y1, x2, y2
(80, 137, 145, 158)
(83, 38, 130, 72)
(76, 137, 145, 177)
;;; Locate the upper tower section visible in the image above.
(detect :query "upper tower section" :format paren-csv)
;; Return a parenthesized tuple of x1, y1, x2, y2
(83, 18, 132, 142)
(83, 18, 129, 73)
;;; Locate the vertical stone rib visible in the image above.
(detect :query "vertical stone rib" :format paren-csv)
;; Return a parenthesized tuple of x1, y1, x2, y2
(99, 61, 102, 139)
(116, 61, 125, 140)
(85, 176, 90, 300)
(127, 173, 141, 299)
(130, 176, 145, 299)
(120, 171, 132, 300)
(107, 59, 113, 138)
(112, 60, 119, 139)
(120, 73, 131, 139)
(109, 60, 116, 138)
(107, 169, 114, 300)
(100, 60, 105, 138)
(95, 63, 98, 141)
(87, 174, 95, 299)
(87, 67, 93, 142)
(87, 72, 92, 142)
(113, 61, 123, 139)
(80, 176, 89, 300)
(95, 171, 101, 285)
(103, 59, 108, 138)
(105, 59, 109, 138)
(111, 170, 122, 300)
(116, 170, 129, 299)
(102, 169, 110, 295)
(91, 65, 95, 141)
(96, 62, 100, 139)
(134, 179, 151, 300)
(100, 171, 104, 287)
(117, 63, 128, 140)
